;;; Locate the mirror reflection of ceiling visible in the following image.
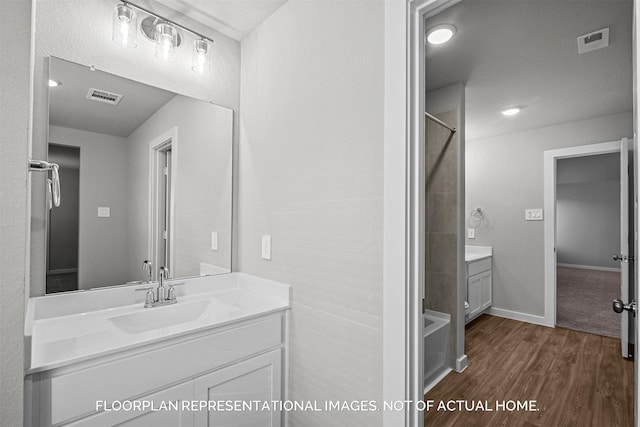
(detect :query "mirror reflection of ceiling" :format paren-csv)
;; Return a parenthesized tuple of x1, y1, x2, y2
(426, 0, 633, 140)
(49, 58, 176, 137)
(153, 0, 288, 40)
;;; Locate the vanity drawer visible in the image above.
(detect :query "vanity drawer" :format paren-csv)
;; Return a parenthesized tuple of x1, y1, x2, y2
(467, 258, 491, 276)
(47, 314, 284, 425)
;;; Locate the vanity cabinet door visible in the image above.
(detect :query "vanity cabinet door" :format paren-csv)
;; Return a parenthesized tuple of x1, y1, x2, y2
(467, 274, 483, 320)
(64, 381, 195, 427)
(194, 349, 282, 427)
(467, 270, 492, 322)
(480, 270, 492, 311)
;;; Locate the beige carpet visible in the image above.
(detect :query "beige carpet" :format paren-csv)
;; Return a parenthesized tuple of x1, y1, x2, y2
(556, 266, 620, 338)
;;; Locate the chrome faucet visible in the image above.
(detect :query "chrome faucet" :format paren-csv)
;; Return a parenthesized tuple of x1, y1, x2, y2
(135, 266, 184, 308)
(142, 260, 152, 283)
(157, 266, 169, 303)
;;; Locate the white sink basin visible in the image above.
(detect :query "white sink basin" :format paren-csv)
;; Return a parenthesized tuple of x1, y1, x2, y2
(109, 299, 212, 334)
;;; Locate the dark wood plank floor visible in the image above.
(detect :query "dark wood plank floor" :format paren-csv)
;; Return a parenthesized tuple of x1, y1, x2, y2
(425, 314, 634, 427)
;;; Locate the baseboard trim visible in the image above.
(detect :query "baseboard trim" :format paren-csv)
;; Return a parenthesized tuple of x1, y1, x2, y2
(487, 307, 552, 327)
(46, 268, 78, 275)
(557, 263, 621, 273)
(424, 367, 452, 395)
(455, 355, 467, 372)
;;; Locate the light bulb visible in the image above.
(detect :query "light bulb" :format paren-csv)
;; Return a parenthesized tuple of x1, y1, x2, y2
(154, 23, 178, 62)
(192, 39, 210, 74)
(112, 4, 137, 48)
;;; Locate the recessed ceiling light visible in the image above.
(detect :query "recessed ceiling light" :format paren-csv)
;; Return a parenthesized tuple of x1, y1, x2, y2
(48, 79, 61, 88)
(427, 24, 457, 45)
(501, 107, 522, 116)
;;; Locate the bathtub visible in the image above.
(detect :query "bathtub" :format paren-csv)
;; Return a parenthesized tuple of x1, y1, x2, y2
(423, 309, 451, 392)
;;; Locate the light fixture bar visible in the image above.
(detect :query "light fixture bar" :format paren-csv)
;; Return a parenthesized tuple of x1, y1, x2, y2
(121, 1, 213, 43)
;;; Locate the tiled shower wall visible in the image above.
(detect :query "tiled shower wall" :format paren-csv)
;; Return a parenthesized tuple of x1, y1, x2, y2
(426, 110, 459, 363)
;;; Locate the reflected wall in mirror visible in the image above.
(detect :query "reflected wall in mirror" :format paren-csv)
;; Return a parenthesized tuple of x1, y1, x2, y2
(46, 57, 233, 294)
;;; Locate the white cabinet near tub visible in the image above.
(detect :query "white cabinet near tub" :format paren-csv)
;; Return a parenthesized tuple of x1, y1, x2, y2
(465, 246, 492, 323)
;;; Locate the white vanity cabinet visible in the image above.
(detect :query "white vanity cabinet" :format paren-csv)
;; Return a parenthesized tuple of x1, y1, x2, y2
(194, 349, 282, 426)
(466, 256, 492, 322)
(26, 312, 287, 427)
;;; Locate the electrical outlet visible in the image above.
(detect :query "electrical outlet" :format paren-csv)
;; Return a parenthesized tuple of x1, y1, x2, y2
(211, 232, 218, 251)
(261, 235, 271, 260)
(467, 228, 476, 239)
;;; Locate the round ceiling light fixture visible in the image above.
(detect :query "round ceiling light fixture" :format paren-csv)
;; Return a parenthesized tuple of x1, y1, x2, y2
(427, 24, 457, 45)
(501, 107, 523, 117)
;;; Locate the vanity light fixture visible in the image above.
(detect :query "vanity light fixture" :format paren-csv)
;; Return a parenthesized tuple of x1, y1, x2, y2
(155, 22, 178, 62)
(111, 1, 213, 74)
(112, 3, 137, 48)
(427, 24, 457, 45)
(501, 107, 523, 116)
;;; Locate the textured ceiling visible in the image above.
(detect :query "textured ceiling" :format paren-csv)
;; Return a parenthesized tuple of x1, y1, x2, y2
(153, 0, 287, 40)
(426, 0, 633, 140)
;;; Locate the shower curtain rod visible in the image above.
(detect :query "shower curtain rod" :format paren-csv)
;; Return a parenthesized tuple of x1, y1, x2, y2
(425, 112, 457, 134)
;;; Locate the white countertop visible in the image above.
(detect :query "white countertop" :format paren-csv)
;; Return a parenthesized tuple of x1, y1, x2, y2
(465, 245, 493, 262)
(25, 273, 290, 374)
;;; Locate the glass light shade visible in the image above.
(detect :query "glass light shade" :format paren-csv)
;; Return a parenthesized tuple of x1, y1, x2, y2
(112, 4, 137, 48)
(191, 39, 210, 74)
(155, 23, 178, 62)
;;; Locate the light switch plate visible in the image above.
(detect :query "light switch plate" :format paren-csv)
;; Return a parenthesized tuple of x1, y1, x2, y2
(525, 208, 543, 221)
(467, 228, 476, 239)
(211, 232, 218, 251)
(97, 207, 111, 218)
(261, 235, 271, 260)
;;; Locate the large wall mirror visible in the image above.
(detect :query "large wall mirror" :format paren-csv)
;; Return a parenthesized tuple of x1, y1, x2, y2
(44, 57, 233, 294)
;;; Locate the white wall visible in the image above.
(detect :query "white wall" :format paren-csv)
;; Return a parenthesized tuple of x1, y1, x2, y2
(49, 126, 130, 289)
(126, 96, 233, 280)
(557, 153, 620, 270)
(466, 112, 632, 317)
(0, 0, 31, 424)
(31, 0, 241, 296)
(239, 1, 385, 424)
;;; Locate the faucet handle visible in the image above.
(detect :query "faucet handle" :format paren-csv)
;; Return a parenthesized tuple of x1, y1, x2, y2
(135, 286, 155, 308)
(166, 282, 184, 301)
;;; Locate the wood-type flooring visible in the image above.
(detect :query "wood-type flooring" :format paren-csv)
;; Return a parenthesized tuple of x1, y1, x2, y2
(424, 315, 634, 426)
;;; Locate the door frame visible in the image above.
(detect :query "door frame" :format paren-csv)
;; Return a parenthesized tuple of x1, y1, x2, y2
(148, 127, 178, 280)
(403, 0, 462, 426)
(543, 140, 622, 327)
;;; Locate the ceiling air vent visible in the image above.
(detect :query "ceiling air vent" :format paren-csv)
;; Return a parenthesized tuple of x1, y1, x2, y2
(86, 88, 123, 105)
(577, 28, 609, 54)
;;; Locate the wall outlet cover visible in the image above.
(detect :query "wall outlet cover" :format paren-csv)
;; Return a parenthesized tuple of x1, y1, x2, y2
(211, 232, 219, 251)
(525, 208, 543, 221)
(467, 228, 476, 239)
(261, 235, 271, 260)
(97, 207, 111, 218)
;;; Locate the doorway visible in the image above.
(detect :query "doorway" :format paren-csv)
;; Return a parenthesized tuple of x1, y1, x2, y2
(46, 144, 80, 293)
(555, 152, 621, 338)
(148, 127, 177, 279)
(411, 0, 638, 425)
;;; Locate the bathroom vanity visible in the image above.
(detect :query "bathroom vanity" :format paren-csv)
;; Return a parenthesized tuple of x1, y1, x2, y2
(24, 273, 290, 427)
(465, 246, 492, 323)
